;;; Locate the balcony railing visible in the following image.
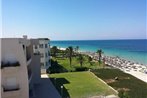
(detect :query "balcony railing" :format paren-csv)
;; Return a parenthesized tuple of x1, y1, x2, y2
(2, 85, 20, 98)
(3, 87, 20, 92)
(2, 85, 20, 92)
(1, 62, 20, 69)
(34, 51, 40, 55)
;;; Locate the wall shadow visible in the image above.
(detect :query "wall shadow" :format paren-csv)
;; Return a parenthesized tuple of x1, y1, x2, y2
(32, 78, 63, 98)
(47, 59, 68, 73)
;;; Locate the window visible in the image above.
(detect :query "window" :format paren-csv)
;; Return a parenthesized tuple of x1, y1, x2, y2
(39, 44, 43, 48)
(34, 45, 38, 49)
(40, 63, 44, 66)
(45, 44, 48, 48)
(48, 51, 50, 56)
(46, 62, 48, 66)
(22, 45, 25, 50)
(41, 53, 44, 58)
(48, 60, 50, 64)
(46, 53, 48, 57)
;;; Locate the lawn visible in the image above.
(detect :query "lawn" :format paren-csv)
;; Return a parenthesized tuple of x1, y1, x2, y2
(49, 52, 147, 98)
(50, 56, 104, 73)
(92, 69, 147, 98)
(49, 71, 117, 98)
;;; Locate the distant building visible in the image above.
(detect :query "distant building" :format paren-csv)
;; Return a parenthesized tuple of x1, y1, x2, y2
(1, 36, 41, 98)
(33, 38, 51, 74)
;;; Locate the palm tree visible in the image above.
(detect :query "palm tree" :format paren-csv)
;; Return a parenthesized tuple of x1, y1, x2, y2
(88, 56, 92, 65)
(77, 54, 84, 67)
(51, 46, 58, 58)
(74, 46, 79, 56)
(66, 46, 73, 67)
(96, 49, 103, 65)
(76, 46, 79, 53)
(102, 57, 106, 68)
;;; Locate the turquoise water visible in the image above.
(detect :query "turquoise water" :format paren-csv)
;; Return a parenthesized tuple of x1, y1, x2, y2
(51, 40, 147, 65)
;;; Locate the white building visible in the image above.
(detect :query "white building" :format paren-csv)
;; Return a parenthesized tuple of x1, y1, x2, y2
(1, 36, 41, 98)
(33, 38, 51, 74)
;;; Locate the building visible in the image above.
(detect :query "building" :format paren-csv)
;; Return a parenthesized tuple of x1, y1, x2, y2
(1, 36, 41, 98)
(33, 38, 51, 74)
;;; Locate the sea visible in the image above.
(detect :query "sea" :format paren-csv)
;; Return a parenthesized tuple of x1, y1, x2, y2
(50, 39, 147, 65)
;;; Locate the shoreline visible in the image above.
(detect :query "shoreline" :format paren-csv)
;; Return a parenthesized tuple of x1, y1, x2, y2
(51, 45, 147, 65)
(82, 51, 147, 83)
(56, 47, 147, 83)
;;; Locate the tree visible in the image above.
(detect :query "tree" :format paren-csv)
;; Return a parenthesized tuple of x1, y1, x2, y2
(102, 57, 106, 68)
(77, 54, 84, 67)
(66, 46, 73, 67)
(51, 46, 58, 58)
(76, 46, 79, 53)
(74, 46, 79, 57)
(88, 56, 92, 65)
(96, 49, 104, 65)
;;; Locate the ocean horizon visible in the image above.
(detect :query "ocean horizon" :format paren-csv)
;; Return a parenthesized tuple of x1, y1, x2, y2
(51, 39, 147, 65)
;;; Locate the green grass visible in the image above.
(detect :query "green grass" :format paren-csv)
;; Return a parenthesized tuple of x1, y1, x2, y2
(92, 69, 147, 98)
(50, 54, 147, 98)
(49, 72, 117, 98)
(52, 56, 104, 72)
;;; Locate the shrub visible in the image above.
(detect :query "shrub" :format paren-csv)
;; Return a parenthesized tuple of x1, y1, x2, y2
(75, 67, 88, 71)
(118, 90, 130, 98)
(118, 90, 124, 98)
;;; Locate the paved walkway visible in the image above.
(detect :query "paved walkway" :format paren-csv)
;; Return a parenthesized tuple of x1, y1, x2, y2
(33, 74, 61, 98)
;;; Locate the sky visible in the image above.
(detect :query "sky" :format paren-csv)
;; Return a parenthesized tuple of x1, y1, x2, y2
(1, 0, 146, 40)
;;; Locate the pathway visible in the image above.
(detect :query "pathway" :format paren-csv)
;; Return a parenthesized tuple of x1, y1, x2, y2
(32, 74, 61, 98)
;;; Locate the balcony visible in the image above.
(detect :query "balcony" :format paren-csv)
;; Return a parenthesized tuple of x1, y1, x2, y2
(34, 51, 40, 55)
(1, 62, 20, 69)
(1, 62, 20, 74)
(2, 86, 20, 98)
(3, 87, 20, 92)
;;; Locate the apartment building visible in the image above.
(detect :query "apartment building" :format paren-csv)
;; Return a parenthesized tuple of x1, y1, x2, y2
(1, 36, 41, 98)
(33, 38, 51, 74)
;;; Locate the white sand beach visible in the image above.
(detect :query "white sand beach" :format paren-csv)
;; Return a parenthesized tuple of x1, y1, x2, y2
(102, 56, 147, 83)
(58, 47, 66, 50)
(125, 70, 147, 83)
(82, 51, 147, 83)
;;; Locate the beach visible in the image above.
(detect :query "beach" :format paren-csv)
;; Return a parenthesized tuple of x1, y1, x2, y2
(51, 40, 147, 65)
(55, 47, 147, 83)
(82, 51, 147, 83)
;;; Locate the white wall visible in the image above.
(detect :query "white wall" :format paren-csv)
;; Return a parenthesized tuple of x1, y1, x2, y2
(1, 38, 29, 98)
(33, 39, 51, 73)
